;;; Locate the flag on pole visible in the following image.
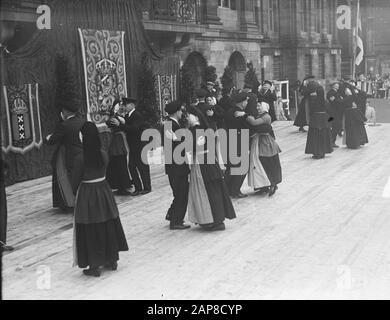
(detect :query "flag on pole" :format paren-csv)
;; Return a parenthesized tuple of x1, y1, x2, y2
(355, 0, 364, 66)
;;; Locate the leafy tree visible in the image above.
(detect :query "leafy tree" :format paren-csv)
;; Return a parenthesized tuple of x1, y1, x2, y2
(180, 64, 196, 105)
(220, 65, 234, 95)
(244, 61, 260, 94)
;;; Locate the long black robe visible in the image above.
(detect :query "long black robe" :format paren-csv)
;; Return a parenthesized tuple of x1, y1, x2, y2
(341, 95, 369, 149)
(187, 125, 236, 226)
(304, 83, 333, 157)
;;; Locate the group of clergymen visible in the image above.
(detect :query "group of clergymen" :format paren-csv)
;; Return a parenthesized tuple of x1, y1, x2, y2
(293, 75, 370, 160)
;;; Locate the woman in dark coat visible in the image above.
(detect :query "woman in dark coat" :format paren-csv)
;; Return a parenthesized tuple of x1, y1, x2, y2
(73, 122, 128, 277)
(340, 84, 369, 149)
(303, 80, 334, 159)
(186, 106, 236, 231)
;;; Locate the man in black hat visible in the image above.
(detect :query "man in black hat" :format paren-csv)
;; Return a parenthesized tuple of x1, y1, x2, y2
(258, 80, 277, 122)
(326, 82, 343, 147)
(242, 83, 259, 118)
(224, 92, 273, 198)
(119, 97, 151, 196)
(294, 75, 315, 132)
(195, 88, 207, 106)
(205, 81, 217, 98)
(163, 101, 191, 230)
(46, 104, 85, 211)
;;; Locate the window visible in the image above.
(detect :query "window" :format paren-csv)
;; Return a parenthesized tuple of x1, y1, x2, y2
(332, 55, 337, 77)
(273, 56, 282, 80)
(304, 54, 312, 76)
(328, 1, 336, 37)
(315, 0, 322, 33)
(218, 0, 236, 10)
(268, 0, 279, 33)
(301, 0, 309, 32)
(319, 54, 325, 79)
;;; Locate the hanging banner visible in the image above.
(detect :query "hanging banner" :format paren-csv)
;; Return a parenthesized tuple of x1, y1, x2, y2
(78, 28, 127, 125)
(154, 74, 177, 118)
(1, 84, 43, 154)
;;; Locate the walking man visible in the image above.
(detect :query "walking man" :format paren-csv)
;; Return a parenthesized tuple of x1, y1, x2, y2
(120, 97, 151, 195)
(163, 101, 191, 230)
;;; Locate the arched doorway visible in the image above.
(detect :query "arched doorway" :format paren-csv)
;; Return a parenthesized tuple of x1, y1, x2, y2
(228, 51, 246, 89)
(183, 51, 207, 89)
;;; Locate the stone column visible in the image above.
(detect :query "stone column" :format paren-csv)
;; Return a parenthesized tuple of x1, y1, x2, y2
(238, 0, 258, 32)
(200, 0, 222, 26)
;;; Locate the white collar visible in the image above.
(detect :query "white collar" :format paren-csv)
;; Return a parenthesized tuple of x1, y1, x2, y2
(65, 115, 76, 121)
(169, 117, 180, 125)
(128, 108, 136, 117)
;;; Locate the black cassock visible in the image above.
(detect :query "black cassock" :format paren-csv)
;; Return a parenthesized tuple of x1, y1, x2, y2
(326, 88, 344, 143)
(47, 115, 85, 209)
(341, 95, 369, 149)
(304, 83, 333, 158)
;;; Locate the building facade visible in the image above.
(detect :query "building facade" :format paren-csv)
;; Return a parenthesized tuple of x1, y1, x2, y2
(142, 0, 343, 94)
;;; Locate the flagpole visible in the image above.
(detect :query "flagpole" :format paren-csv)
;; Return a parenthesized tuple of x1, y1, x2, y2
(353, 0, 361, 80)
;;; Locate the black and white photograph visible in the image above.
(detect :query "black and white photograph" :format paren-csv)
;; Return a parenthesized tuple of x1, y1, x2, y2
(1, 0, 390, 304)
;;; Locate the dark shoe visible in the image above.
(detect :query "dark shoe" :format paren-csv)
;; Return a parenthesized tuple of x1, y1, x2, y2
(170, 224, 191, 230)
(299, 127, 307, 132)
(114, 190, 132, 196)
(61, 206, 74, 213)
(105, 261, 118, 271)
(236, 192, 248, 199)
(254, 187, 270, 195)
(269, 185, 278, 197)
(130, 191, 141, 196)
(83, 268, 101, 277)
(1, 242, 14, 251)
(332, 144, 339, 148)
(312, 155, 325, 159)
(209, 223, 226, 231)
(140, 190, 151, 195)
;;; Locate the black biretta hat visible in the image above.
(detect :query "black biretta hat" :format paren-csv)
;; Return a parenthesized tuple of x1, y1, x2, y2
(165, 100, 182, 114)
(232, 92, 248, 103)
(122, 97, 137, 104)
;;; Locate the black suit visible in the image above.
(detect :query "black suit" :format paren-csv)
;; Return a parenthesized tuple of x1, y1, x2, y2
(122, 109, 151, 192)
(224, 106, 273, 195)
(47, 115, 85, 198)
(164, 118, 190, 226)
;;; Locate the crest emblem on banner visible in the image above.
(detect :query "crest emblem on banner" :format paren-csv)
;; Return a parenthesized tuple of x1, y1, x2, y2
(1, 84, 43, 154)
(78, 28, 127, 126)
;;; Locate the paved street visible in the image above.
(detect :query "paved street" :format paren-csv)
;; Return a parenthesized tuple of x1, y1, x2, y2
(371, 98, 390, 123)
(3, 121, 390, 300)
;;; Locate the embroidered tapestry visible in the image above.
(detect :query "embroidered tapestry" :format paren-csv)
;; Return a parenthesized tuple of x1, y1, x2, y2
(78, 28, 127, 125)
(154, 74, 177, 118)
(1, 84, 43, 154)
